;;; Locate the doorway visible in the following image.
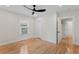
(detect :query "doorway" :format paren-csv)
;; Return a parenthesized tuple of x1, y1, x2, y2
(61, 18, 73, 38)
(57, 17, 74, 43)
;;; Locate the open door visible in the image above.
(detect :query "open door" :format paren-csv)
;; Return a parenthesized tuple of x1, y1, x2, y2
(57, 17, 73, 43)
(57, 18, 62, 43)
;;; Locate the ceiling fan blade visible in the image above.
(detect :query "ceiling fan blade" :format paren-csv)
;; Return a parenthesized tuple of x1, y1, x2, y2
(35, 9, 46, 12)
(24, 5, 33, 11)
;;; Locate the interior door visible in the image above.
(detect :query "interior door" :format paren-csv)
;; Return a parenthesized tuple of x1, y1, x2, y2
(57, 18, 62, 42)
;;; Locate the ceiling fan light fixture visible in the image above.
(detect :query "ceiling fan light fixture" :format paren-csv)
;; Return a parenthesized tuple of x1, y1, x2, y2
(33, 13, 37, 17)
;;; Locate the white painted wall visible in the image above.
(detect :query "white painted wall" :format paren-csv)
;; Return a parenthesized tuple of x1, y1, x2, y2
(58, 10, 79, 45)
(35, 13, 57, 43)
(0, 8, 57, 45)
(0, 9, 35, 45)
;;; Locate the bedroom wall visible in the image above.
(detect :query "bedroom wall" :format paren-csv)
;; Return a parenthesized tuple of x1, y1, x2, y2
(0, 9, 35, 45)
(35, 13, 57, 43)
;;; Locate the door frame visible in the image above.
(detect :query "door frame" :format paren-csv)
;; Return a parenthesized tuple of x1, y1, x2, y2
(57, 16, 75, 43)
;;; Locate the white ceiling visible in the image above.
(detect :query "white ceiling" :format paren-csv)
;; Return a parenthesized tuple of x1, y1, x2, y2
(0, 5, 79, 18)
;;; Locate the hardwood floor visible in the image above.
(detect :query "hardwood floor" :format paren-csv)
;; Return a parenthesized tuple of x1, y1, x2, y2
(0, 36, 79, 54)
(56, 35, 79, 54)
(73, 45, 79, 53)
(55, 35, 73, 54)
(0, 37, 56, 54)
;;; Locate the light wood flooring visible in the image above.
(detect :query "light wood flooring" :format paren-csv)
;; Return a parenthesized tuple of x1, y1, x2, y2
(0, 36, 79, 54)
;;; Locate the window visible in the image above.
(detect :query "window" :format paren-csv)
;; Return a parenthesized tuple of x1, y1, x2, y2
(21, 24, 28, 34)
(20, 20, 28, 35)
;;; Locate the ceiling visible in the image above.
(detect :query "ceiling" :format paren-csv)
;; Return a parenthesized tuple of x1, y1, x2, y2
(0, 5, 79, 18)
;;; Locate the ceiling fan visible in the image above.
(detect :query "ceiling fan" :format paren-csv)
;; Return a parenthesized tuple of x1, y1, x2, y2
(24, 5, 46, 15)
